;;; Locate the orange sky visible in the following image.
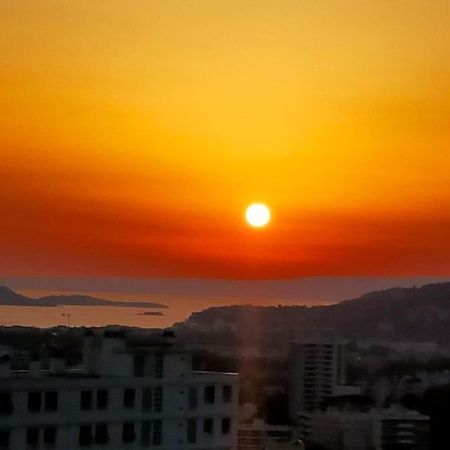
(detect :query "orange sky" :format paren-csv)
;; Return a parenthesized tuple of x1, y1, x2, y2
(1, 1, 449, 278)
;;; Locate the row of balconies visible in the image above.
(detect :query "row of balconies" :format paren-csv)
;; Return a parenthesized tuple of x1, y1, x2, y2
(0, 383, 235, 421)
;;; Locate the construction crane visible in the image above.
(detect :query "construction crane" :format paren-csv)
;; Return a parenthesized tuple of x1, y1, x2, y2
(61, 313, 72, 327)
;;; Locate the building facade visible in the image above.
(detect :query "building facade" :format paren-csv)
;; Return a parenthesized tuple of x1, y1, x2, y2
(238, 420, 296, 450)
(289, 341, 347, 418)
(298, 407, 430, 450)
(372, 408, 430, 450)
(0, 331, 239, 450)
(298, 409, 373, 450)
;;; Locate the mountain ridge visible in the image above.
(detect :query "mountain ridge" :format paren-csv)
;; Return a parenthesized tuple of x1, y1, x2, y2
(178, 282, 450, 345)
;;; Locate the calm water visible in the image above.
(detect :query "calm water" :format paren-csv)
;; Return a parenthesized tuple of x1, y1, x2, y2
(0, 289, 326, 329)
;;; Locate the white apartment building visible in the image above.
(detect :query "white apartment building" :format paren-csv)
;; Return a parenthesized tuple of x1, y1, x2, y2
(288, 341, 347, 418)
(372, 407, 430, 450)
(0, 330, 239, 450)
(298, 406, 430, 450)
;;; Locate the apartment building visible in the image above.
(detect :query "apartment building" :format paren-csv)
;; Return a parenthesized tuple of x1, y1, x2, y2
(0, 330, 239, 450)
(372, 407, 430, 450)
(298, 406, 430, 450)
(288, 341, 347, 417)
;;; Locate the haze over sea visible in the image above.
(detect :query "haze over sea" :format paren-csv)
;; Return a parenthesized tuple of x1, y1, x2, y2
(0, 277, 447, 328)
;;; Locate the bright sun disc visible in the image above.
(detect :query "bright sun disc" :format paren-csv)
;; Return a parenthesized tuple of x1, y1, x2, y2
(245, 203, 271, 228)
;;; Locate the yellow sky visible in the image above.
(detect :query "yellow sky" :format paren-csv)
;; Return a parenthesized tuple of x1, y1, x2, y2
(0, 1, 449, 277)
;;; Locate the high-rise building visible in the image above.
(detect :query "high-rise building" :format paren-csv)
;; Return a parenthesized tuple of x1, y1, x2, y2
(0, 330, 239, 450)
(288, 341, 347, 418)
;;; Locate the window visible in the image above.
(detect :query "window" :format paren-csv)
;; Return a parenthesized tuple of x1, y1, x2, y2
(43, 427, 56, 447)
(27, 428, 39, 447)
(187, 419, 197, 444)
(203, 418, 214, 435)
(44, 392, 58, 412)
(142, 388, 152, 412)
(188, 386, 198, 410)
(79, 425, 93, 446)
(154, 353, 164, 378)
(0, 393, 13, 415)
(141, 421, 152, 446)
(0, 430, 10, 449)
(133, 355, 144, 377)
(97, 390, 108, 410)
(123, 389, 135, 409)
(204, 386, 215, 404)
(28, 392, 41, 413)
(222, 418, 231, 434)
(122, 423, 135, 443)
(154, 386, 163, 412)
(223, 385, 232, 403)
(80, 391, 93, 410)
(152, 420, 162, 446)
(95, 424, 109, 445)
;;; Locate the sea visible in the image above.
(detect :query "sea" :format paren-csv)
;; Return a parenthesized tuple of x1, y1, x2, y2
(0, 289, 324, 329)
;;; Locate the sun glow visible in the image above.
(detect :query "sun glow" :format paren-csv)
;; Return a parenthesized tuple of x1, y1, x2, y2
(245, 203, 271, 228)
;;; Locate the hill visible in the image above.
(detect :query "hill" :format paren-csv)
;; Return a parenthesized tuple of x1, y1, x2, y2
(177, 282, 450, 345)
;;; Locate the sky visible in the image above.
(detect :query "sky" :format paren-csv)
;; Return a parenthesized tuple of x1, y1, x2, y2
(1, 1, 450, 280)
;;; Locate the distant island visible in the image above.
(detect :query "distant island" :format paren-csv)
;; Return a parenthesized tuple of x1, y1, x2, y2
(0, 286, 167, 309)
(137, 311, 165, 316)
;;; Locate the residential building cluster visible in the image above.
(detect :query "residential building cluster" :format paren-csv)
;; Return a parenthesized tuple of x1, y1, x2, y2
(288, 340, 430, 450)
(0, 330, 434, 450)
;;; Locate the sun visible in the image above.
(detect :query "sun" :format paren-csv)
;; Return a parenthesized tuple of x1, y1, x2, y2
(245, 203, 271, 228)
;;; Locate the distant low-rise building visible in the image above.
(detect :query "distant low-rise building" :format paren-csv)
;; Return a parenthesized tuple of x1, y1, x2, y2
(298, 408, 372, 450)
(371, 370, 450, 406)
(238, 420, 297, 450)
